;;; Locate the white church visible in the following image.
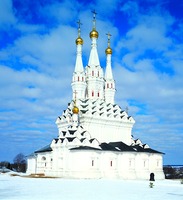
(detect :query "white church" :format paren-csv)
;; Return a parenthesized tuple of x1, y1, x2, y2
(27, 14, 165, 179)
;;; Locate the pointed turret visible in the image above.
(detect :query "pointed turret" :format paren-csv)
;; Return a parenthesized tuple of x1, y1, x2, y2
(85, 11, 104, 100)
(74, 20, 84, 72)
(104, 33, 115, 104)
(71, 20, 86, 100)
(88, 10, 100, 67)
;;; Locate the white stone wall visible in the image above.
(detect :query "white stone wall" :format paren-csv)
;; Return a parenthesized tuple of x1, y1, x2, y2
(80, 116, 133, 145)
(27, 148, 164, 180)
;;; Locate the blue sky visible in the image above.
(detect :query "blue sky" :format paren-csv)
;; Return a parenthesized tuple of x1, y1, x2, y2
(0, 0, 183, 165)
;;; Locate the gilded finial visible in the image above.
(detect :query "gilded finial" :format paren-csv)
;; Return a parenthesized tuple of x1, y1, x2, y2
(77, 20, 82, 37)
(105, 32, 112, 54)
(76, 19, 83, 45)
(90, 10, 99, 38)
(92, 10, 97, 30)
(72, 91, 79, 114)
(106, 32, 112, 47)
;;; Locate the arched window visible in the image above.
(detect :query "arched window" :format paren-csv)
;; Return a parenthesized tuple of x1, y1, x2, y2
(92, 91, 94, 97)
(42, 156, 46, 161)
(78, 76, 80, 81)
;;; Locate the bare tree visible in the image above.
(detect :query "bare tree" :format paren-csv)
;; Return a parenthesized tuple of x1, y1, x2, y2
(13, 153, 26, 172)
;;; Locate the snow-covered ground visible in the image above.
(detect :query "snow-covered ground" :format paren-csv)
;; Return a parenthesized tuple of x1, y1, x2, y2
(0, 173, 182, 200)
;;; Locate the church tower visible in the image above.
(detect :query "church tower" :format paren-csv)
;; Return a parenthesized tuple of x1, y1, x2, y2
(71, 20, 86, 100)
(85, 11, 104, 100)
(104, 33, 115, 104)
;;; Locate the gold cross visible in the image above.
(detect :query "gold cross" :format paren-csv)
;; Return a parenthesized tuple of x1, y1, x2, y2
(77, 19, 82, 29)
(73, 91, 77, 104)
(92, 10, 97, 19)
(77, 19, 82, 37)
(106, 32, 112, 39)
(106, 32, 112, 46)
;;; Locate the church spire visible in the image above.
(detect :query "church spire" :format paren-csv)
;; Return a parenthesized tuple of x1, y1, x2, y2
(74, 20, 84, 73)
(88, 10, 100, 67)
(104, 33, 115, 104)
(85, 11, 104, 100)
(105, 33, 113, 80)
(71, 20, 86, 100)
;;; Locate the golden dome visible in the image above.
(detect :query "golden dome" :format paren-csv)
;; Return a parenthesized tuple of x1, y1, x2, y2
(76, 37, 83, 45)
(105, 47, 112, 54)
(72, 106, 79, 114)
(90, 29, 99, 38)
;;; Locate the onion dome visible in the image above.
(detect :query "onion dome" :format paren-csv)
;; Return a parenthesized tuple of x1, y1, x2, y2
(105, 46, 112, 54)
(72, 105, 79, 114)
(105, 32, 112, 54)
(90, 29, 99, 38)
(76, 20, 83, 45)
(76, 37, 83, 45)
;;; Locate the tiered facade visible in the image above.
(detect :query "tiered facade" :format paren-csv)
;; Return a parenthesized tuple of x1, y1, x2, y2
(27, 14, 165, 179)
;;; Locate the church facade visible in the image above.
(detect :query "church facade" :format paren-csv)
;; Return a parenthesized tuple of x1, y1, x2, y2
(27, 14, 165, 179)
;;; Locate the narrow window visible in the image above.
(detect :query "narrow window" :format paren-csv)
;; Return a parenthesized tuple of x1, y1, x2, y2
(78, 76, 79, 81)
(107, 83, 109, 88)
(144, 161, 146, 167)
(98, 92, 99, 97)
(92, 160, 94, 167)
(98, 71, 99, 77)
(111, 83, 113, 88)
(110, 161, 113, 167)
(92, 71, 94, 76)
(92, 91, 94, 97)
(82, 77, 84, 81)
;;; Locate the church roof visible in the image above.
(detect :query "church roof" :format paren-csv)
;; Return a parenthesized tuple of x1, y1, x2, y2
(100, 143, 119, 151)
(68, 141, 163, 154)
(35, 145, 52, 153)
(109, 142, 136, 152)
(34, 140, 163, 155)
(70, 146, 101, 151)
(131, 145, 164, 154)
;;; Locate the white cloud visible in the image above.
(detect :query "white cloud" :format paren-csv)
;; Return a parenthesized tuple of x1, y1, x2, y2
(120, 0, 139, 19)
(0, 0, 183, 164)
(40, 0, 79, 24)
(1, 25, 76, 75)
